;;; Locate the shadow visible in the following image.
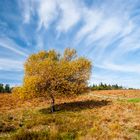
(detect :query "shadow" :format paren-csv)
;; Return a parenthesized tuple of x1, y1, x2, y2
(39, 99, 111, 114)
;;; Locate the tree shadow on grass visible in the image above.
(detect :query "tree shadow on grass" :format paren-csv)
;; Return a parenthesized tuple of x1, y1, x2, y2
(39, 99, 111, 114)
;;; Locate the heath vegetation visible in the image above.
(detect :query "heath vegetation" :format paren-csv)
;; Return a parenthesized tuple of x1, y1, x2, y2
(0, 90, 140, 140)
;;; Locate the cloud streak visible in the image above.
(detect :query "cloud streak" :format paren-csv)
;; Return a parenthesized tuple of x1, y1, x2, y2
(0, 58, 24, 71)
(0, 37, 29, 57)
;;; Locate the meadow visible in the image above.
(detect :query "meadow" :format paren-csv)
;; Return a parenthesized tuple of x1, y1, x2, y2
(0, 90, 140, 140)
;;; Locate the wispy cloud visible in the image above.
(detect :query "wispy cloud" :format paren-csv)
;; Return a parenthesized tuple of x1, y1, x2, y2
(56, 0, 81, 32)
(20, 0, 82, 32)
(37, 0, 58, 30)
(96, 62, 140, 74)
(19, 0, 32, 24)
(0, 58, 23, 71)
(0, 37, 28, 57)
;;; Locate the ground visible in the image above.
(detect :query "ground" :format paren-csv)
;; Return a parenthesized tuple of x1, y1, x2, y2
(0, 90, 140, 140)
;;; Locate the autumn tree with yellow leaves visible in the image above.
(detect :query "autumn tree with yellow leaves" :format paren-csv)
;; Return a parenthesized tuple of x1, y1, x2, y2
(13, 48, 92, 112)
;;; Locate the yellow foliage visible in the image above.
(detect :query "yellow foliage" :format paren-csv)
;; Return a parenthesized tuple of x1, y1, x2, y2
(12, 86, 35, 99)
(12, 48, 92, 100)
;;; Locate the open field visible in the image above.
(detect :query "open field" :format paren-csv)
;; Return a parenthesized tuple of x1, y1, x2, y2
(92, 90, 140, 98)
(0, 90, 140, 140)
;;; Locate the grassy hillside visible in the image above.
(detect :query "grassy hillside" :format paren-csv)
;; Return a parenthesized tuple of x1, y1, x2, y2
(0, 90, 140, 140)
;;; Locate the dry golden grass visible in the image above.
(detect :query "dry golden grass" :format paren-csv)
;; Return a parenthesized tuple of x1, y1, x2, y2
(92, 89, 140, 98)
(0, 90, 140, 140)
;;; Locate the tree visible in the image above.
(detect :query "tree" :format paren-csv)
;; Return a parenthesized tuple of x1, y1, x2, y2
(0, 83, 12, 93)
(13, 48, 92, 112)
(0, 84, 4, 93)
(5, 84, 11, 93)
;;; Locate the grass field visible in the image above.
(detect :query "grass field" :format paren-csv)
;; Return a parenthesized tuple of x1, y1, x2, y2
(0, 90, 140, 140)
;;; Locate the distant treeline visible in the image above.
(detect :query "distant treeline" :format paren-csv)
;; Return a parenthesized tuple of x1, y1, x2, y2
(90, 83, 124, 90)
(0, 83, 11, 93)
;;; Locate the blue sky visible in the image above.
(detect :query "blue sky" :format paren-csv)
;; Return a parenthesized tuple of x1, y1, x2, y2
(0, 0, 140, 88)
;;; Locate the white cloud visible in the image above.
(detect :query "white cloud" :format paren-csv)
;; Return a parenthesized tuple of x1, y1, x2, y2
(20, 0, 82, 32)
(37, 0, 58, 30)
(0, 37, 28, 57)
(18, 0, 33, 24)
(56, 0, 81, 32)
(96, 62, 140, 74)
(121, 20, 134, 36)
(76, 9, 103, 41)
(89, 18, 121, 41)
(0, 58, 23, 71)
(76, 4, 134, 46)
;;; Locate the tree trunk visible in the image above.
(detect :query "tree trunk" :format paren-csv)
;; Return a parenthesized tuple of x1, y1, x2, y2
(50, 95, 55, 113)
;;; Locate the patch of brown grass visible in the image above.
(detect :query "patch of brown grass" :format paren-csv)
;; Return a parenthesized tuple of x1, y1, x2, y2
(0, 90, 140, 140)
(92, 89, 140, 98)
